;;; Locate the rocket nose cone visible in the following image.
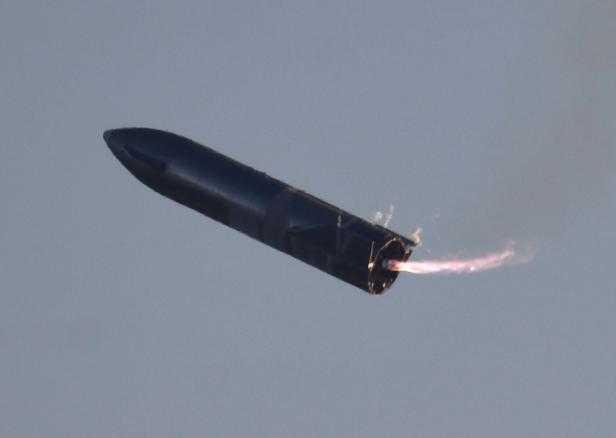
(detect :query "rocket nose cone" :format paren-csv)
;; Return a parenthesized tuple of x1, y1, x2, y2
(103, 129, 129, 165)
(104, 127, 172, 174)
(103, 130, 118, 152)
(103, 129, 113, 145)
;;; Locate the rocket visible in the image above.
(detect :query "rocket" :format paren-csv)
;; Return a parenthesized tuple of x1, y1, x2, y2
(104, 128, 415, 294)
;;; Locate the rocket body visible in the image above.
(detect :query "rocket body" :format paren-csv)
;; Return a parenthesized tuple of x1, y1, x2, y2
(104, 128, 414, 294)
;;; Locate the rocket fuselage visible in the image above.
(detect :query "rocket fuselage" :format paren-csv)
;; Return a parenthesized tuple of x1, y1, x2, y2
(104, 128, 414, 294)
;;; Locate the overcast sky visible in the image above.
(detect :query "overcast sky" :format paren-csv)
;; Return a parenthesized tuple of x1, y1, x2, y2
(1, 1, 615, 437)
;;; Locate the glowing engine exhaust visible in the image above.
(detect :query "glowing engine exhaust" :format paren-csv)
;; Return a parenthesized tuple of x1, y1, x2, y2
(385, 242, 534, 275)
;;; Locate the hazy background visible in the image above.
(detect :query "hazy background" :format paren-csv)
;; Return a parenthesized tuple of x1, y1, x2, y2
(1, 1, 614, 436)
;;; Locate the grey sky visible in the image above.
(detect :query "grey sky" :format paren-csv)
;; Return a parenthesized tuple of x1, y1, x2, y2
(1, 1, 615, 437)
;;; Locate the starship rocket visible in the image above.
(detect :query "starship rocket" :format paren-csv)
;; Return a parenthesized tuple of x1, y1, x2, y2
(104, 128, 415, 294)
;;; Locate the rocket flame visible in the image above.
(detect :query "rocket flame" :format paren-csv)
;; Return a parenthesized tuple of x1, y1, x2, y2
(386, 242, 534, 275)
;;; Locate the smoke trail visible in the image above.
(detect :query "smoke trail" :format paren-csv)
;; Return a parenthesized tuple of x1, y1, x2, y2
(387, 242, 534, 275)
(370, 210, 384, 224)
(383, 205, 395, 228)
(371, 205, 395, 227)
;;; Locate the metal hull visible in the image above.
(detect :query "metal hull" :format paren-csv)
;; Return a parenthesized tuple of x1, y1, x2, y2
(104, 128, 414, 294)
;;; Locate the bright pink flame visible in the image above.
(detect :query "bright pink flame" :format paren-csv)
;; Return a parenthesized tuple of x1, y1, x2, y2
(387, 245, 526, 275)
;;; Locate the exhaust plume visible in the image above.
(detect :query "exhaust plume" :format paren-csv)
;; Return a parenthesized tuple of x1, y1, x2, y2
(386, 242, 534, 275)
